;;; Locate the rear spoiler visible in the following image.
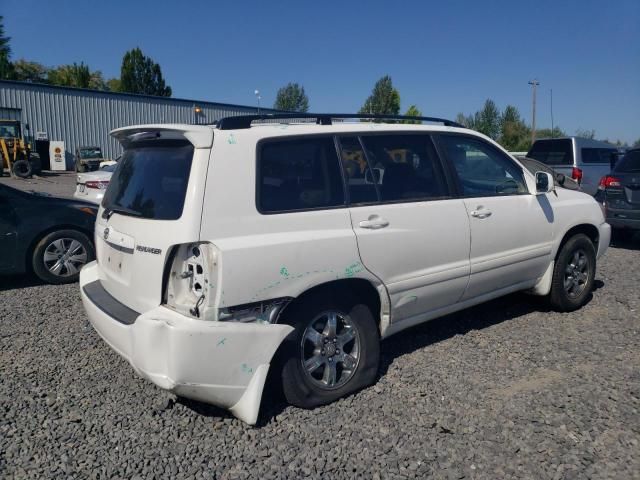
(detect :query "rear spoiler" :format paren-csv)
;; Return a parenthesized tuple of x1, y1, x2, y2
(110, 125, 214, 149)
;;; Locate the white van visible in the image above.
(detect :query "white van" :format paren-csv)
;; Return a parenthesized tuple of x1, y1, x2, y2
(80, 114, 610, 424)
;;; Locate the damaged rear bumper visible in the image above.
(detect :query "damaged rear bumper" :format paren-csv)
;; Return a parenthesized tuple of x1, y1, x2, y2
(79, 262, 293, 424)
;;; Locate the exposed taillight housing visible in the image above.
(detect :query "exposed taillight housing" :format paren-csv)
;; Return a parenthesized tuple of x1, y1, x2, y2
(164, 242, 218, 320)
(598, 175, 622, 190)
(85, 180, 110, 190)
(571, 167, 583, 184)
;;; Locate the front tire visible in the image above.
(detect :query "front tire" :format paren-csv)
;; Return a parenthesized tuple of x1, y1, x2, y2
(280, 291, 380, 408)
(549, 234, 596, 312)
(31, 230, 95, 284)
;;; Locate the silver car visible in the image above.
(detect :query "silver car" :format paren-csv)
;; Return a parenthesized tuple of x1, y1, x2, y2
(527, 137, 618, 195)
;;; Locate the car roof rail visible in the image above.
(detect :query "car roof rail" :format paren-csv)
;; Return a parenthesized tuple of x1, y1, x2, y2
(214, 113, 466, 130)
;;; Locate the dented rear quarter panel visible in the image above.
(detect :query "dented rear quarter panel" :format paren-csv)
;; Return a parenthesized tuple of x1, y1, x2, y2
(200, 130, 385, 310)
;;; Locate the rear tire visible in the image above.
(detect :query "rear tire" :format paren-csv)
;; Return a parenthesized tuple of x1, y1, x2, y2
(280, 290, 380, 408)
(549, 234, 596, 312)
(31, 230, 95, 284)
(12, 159, 32, 178)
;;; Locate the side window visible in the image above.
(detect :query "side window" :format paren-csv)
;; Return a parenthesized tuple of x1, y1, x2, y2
(581, 148, 617, 164)
(360, 134, 448, 202)
(337, 136, 379, 204)
(258, 136, 345, 213)
(439, 135, 528, 197)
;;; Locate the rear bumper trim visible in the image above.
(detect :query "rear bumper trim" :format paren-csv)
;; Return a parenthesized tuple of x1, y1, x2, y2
(82, 280, 139, 325)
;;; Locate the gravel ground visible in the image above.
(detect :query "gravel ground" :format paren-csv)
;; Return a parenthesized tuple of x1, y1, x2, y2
(1, 239, 639, 479)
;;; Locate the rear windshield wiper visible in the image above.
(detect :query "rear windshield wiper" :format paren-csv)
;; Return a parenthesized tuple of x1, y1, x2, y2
(102, 205, 143, 219)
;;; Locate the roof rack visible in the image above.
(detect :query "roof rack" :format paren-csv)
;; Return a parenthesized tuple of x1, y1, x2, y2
(214, 113, 465, 130)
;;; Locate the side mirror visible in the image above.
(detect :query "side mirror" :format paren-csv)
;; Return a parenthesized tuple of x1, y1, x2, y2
(536, 171, 554, 194)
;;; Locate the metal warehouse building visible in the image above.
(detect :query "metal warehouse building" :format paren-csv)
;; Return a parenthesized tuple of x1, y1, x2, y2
(0, 80, 272, 170)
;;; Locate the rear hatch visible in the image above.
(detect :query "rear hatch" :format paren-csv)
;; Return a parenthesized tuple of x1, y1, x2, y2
(95, 126, 213, 313)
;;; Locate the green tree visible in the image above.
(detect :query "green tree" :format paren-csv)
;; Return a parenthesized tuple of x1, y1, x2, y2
(119, 48, 171, 96)
(475, 99, 501, 139)
(359, 75, 400, 120)
(48, 62, 91, 88)
(106, 78, 121, 92)
(401, 105, 422, 124)
(536, 126, 566, 138)
(499, 105, 530, 151)
(633, 138, 640, 148)
(575, 128, 595, 139)
(274, 82, 309, 112)
(88, 70, 108, 90)
(0, 16, 13, 79)
(11, 59, 48, 83)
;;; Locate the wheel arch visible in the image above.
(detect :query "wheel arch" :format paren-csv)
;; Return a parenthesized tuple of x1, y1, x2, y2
(277, 277, 387, 335)
(554, 223, 600, 261)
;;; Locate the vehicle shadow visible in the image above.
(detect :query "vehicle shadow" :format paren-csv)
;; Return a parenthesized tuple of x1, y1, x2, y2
(180, 285, 601, 426)
(0, 273, 47, 292)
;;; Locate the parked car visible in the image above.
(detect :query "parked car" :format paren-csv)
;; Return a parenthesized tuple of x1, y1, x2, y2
(75, 146, 106, 172)
(74, 163, 117, 204)
(80, 114, 610, 425)
(99, 156, 120, 169)
(594, 147, 640, 236)
(526, 137, 618, 195)
(0, 184, 97, 284)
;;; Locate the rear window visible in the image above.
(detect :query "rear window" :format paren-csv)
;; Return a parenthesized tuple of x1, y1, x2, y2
(527, 139, 573, 165)
(581, 147, 617, 164)
(258, 136, 345, 213)
(614, 150, 640, 173)
(102, 140, 193, 220)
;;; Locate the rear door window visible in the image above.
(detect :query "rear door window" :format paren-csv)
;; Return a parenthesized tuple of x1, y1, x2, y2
(337, 136, 379, 204)
(581, 147, 617, 164)
(439, 134, 528, 197)
(102, 140, 193, 220)
(257, 136, 345, 213)
(527, 139, 573, 165)
(359, 134, 448, 202)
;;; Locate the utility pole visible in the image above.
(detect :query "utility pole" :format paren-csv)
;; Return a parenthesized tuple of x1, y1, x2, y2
(528, 79, 540, 145)
(550, 89, 554, 138)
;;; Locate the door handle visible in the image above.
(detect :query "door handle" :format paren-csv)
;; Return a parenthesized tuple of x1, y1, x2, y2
(359, 216, 389, 229)
(470, 209, 492, 219)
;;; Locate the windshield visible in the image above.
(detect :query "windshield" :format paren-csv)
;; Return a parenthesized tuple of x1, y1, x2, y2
(0, 124, 20, 138)
(80, 148, 103, 159)
(102, 140, 194, 220)
(527, 139, 573, 165)
(614, 150, 640, 172)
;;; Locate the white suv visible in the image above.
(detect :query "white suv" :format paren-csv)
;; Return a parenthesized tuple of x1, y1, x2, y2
(80, 114, 610, 424)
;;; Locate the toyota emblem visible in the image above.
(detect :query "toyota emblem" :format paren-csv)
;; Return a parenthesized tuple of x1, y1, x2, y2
(103, 227, 110, 240)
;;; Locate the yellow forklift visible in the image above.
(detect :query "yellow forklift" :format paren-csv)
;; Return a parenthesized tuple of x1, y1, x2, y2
(0, 119, 41, 178)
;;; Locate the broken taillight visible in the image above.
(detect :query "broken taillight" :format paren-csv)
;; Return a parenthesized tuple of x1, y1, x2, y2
(164, 242, 218, 320)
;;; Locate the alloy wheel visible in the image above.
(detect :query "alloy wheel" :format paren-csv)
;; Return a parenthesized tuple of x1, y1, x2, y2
(300, 310, 361, 390)
(563, 248, 590, 298)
